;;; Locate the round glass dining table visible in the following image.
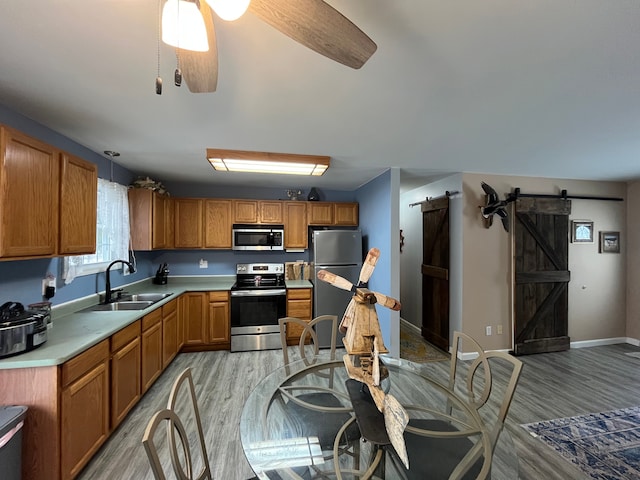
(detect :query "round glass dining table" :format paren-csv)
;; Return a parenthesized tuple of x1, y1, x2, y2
(240, 354, 519, 479)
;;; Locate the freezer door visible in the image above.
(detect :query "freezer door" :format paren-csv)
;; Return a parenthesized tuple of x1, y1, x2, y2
(312, 230, 362, 265)
(313, 264, 361, 348)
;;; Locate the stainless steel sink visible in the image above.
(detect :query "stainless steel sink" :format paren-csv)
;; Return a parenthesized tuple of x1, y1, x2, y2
(85, 301, 155, 312)
(119, 293, 173, 302)
(81, 292, 173, 312)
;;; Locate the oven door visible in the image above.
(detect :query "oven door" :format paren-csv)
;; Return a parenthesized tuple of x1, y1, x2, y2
(230, 288, 287, 334)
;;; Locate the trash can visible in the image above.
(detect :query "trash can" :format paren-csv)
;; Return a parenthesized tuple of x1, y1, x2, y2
(0, 406, 28, 480)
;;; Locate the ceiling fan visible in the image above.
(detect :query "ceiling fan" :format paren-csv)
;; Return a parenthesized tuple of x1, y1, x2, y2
(174, 0, 378, 93)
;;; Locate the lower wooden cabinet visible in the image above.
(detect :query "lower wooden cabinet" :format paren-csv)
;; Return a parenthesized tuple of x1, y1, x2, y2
(181, 291, 230, 350)
(286, 288, 313, 344)
(110, 321, 141, 429)
(141, 309, 163, 393)
(61, 340, 110, 480)
(163, 299, 179, 367)
(208, 291, 230, 345)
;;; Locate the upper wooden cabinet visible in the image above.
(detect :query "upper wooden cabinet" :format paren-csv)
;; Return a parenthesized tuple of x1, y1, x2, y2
(0, 125, 98, 260)
(174, 198, 203, 248)
(284, 201, 307, 249)
(307, 202, 358, 226)
(233, 199, 283, 224)
(59, 153, 97, 255)
(0, 125, 59, 258)
(129, 189, 173, 250)
(204, 199, 232, 248)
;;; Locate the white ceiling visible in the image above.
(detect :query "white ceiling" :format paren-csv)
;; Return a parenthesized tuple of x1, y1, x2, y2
(1, 1, 639, 194)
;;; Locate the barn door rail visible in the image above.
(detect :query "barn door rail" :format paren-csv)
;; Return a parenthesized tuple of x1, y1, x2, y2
(409, 190, 461, 208)
(508, 188, 623, 202)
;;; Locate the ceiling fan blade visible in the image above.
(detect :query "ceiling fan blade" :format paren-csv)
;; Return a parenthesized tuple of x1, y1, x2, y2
(248, 0, 377, 69)
(179, 2, 218, 93)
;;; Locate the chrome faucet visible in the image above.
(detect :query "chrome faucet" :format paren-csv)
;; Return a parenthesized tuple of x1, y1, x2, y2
(104, 260, 135, 303)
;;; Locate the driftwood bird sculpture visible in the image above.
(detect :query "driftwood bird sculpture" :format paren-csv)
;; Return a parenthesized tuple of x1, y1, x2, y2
(317, 248, 410, 468)
(480, 181, 515, 232)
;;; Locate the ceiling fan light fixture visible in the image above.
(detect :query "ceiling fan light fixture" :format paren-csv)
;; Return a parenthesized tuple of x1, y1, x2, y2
(207, 149, 330, 176)
(162, 0, 209, 52)
(205, 0, 250, 21)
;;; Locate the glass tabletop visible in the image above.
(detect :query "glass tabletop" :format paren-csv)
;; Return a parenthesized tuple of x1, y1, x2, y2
(240, 354, 519, 479)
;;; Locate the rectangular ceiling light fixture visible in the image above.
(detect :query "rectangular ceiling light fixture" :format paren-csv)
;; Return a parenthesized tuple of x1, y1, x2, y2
(207, 149, 330, 176)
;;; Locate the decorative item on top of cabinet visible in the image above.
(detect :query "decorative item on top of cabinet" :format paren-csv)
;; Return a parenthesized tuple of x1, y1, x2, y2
(284, 201, 307, 249)
(307, 187, 320, 201)
(128, 188, 173, 250)
(286, 288, 313, 345)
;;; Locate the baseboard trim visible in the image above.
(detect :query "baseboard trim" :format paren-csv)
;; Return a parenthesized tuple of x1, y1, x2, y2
(399, 317, 421, 335)
(571, 337, 639, 348)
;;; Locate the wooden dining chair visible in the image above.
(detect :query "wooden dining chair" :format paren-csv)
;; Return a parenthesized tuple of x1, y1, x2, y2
(395, 331, 523, 480)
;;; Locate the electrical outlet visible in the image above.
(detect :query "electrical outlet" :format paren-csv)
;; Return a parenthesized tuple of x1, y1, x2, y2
(497, 324, 503, 335)
(486, 325, 492, 336)
(199, 259, 208, 269)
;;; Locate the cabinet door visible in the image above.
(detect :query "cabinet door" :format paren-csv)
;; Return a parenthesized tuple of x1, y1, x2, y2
(204, 199, 232, 248)
(111, 337, 141, 429)
(181, 292, 207, 346)
(59, 152, 97, 254)
(260, 200, 283, 224)
(286, 288, 313, 343)
(233, 199, 258, 223)
(152, 193, 169, 249)
(141, 321, 163, 393)
(0, 125, 59, 257)
(307, 202, 334, 225)
(284, 202, 307, 249)
(163, 300, 179, 367)
(208, 291, 230, 344)
(334, 202, 359, 226)
(61, 361, 110, 480)
(174, 198, 203, 248)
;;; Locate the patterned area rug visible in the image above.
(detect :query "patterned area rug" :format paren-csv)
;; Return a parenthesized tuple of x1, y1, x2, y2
(522, 406, 640, 479)
(399, 323, 449, 363)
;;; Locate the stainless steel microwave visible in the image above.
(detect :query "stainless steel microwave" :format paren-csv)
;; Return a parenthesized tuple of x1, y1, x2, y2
(232, 225, 284, 251)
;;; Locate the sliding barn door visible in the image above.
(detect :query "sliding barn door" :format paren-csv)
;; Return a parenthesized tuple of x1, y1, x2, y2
(421, 197, 450, 351)
(514, 197, 571, 355)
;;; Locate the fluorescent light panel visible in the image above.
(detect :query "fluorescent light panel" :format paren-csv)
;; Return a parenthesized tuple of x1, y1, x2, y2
(207, 149, 330, 176)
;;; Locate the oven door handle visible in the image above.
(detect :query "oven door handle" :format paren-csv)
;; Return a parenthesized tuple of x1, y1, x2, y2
(230, 289, 287, 297)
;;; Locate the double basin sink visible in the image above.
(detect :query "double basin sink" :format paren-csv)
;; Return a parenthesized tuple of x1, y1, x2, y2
(85, 293, 173, 312)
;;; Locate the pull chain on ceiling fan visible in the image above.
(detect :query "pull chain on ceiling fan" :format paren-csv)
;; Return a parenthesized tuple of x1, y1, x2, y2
(160, 0, 377, 94)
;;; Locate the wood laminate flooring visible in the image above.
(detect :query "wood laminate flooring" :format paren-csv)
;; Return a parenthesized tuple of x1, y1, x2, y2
(76, 343, 640, 479)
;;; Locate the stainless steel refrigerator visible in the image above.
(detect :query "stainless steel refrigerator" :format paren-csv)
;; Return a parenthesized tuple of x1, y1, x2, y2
(311, 229, 363, 348)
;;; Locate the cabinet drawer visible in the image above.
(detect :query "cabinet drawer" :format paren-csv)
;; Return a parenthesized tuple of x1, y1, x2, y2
(209, 291, 228, 302)
(111, 320, 141, 351)
(142, 308, 163, 331)
(287, 302, 311, 319)
(287, 288, 311, 300)
(62, 339, 109, 387)
(162, 298, 178, 316)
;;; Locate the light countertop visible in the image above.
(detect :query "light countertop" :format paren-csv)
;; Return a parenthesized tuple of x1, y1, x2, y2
(0, 276, 313, 370)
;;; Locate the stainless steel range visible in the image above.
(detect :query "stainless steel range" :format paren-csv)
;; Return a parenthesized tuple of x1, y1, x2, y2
(230, 263, 286, 352)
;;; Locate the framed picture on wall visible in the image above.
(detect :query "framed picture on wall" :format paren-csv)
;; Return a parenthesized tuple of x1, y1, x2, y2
(599, 231, 620, 253)
(571, 220, 594, 243)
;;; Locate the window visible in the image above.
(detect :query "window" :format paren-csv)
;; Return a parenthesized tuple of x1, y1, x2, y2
(63, 178, 130, 283)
